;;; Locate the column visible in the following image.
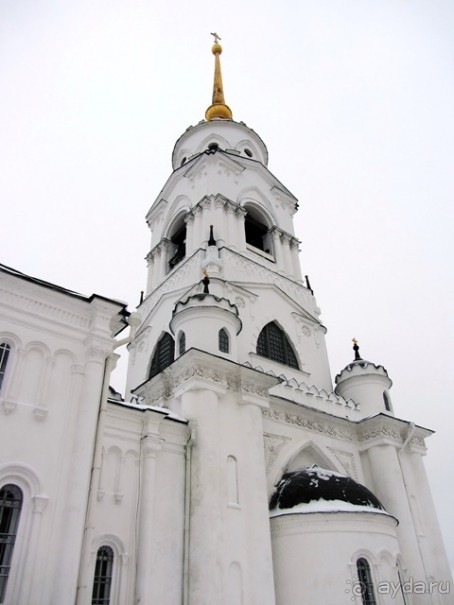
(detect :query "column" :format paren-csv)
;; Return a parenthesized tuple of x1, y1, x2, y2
(289, 238, 302, 280)
(366, 443, 428, 605)
(214, 198, 226, 247)
(192, 206, 203, 250)
(280, 234, 293, 275)
(160, 240, 169, 280)
(270, 228, 283, 271)
(235, 206, 247, 251)
(145, 250, 155, 295)
(53, 350, 107, 603)
(185, 213, 195, 256)
(180, 388, 223, 605)
(135, 429, 163, 603)
(401, 450, 453, 596)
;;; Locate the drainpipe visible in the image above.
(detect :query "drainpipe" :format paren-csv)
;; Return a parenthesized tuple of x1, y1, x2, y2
(182, 425, 194, 605)
(75, 312, 141, 604)
(398, 422, 416, 454)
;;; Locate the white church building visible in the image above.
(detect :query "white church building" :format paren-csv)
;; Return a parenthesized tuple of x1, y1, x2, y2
(0, 40, 452, 605)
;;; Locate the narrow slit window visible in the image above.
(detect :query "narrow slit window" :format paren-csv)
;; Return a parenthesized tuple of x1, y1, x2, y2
(0, 484, 23, 603)
(179, 332, 186, 356)
(92, 546, 114, 605)
(227, 456, 239, 505)
(356, 558, 377, 605)
(0, 343, 11, 394)
(219, 329, 229, 353)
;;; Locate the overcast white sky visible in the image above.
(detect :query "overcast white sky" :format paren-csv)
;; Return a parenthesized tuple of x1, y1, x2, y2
(1, 0, 453, 575)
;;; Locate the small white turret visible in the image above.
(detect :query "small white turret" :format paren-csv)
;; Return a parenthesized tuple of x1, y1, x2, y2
(334, 340, 393, 417)
(170, 274, 242, 361)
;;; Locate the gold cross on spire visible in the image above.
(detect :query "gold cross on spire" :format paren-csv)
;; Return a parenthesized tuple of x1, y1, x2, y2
(352, 338, 358, 345)
(205, 33, 233, 121)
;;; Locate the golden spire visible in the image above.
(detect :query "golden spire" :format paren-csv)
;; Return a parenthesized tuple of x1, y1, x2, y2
(205, 33, 233, 121)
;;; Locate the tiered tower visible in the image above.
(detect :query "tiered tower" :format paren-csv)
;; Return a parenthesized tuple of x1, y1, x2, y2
(123, 38, 452, 605)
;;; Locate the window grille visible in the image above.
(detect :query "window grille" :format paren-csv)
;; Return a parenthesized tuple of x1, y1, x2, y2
(91, 546, 114, 605)
(0, 484, 23, 603)
(149, 333, 175, 378)
(219, 329, 229, 353)
(0, 343, 11, 393)
(179, 332, 186, 355)
(257, 322, 299, 369)
(356, 558, 377, 605)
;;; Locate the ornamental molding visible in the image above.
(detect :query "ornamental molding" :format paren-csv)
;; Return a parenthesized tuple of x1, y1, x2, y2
(138, 251, 203, 322)
(2, 399, 17, 415)
(327, 446, 359, 480)
(136, 350, 279, 406)
(264, 432, 292, 473)
(223, 248, 313, 313)
(358, 425, 403, 444)
(262, 406, 354, 442)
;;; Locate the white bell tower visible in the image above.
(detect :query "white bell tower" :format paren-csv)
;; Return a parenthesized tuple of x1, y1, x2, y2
(125, 36, 334, 605)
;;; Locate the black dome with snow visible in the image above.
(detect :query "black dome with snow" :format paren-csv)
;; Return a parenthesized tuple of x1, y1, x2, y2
(269, 465, 385, 513)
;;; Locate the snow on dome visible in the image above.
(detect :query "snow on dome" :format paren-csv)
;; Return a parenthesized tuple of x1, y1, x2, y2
(269, 465, 386, 516)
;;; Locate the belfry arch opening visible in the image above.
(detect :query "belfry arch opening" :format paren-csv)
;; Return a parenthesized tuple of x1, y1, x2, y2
(244, 205, 273, 255)
(168, 216, 187, 271)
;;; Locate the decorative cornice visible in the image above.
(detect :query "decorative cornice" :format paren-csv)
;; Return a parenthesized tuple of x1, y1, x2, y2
(262, 406, 355, 441)
(0, 286, 91, 332)
(263, 402, 430, 452)
(134, 349, 280, 407)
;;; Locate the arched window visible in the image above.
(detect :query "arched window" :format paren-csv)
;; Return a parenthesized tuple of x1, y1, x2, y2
(219, 329, 229, 353)
(178, 331, 186, 356)
(149, 333, 175, 379)
(257, 322, 299, 369)
(0, 484, 23, 602)
(91, 546, 114, 605)
(0, 343, 11, 394)
(383, 391, 391, 412)
(356, 558, 377, 605)
(244, 206, 273, 255)
(168, 219, 187, 271)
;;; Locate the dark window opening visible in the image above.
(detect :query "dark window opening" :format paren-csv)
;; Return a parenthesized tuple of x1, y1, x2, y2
(0, 343, 11, 393)
(169, 224, 186, 270)
(357, 558, 377, 605)
(219, 329, 229, 353)
(149, 333, 175, 379)
(180, 157, 187, 166)
(257, 322, 299, 369)
(0, 484, 23, 603)
(244, 213, 269, 253)
(244, 148, 253, 157)
(91, 546, 114, 605)
(179, 332, 186, 356)
(383, 392, 391, 411)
